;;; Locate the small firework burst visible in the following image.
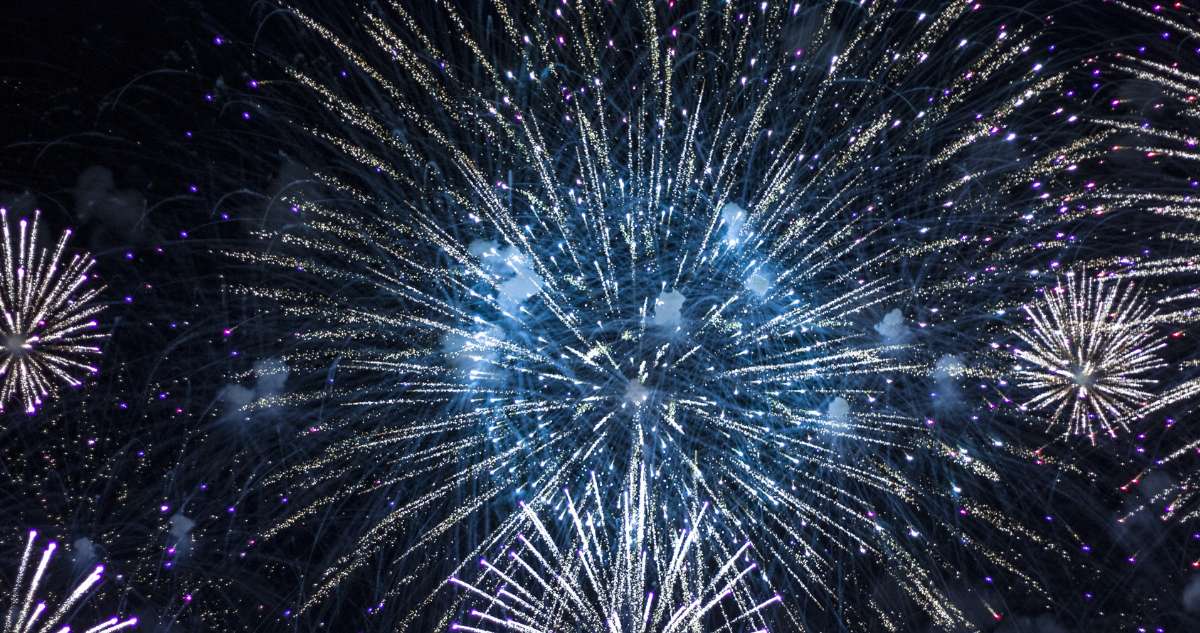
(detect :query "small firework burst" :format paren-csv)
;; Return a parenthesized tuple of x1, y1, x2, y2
(1013, 272, 1165, 441)
(448, 449, 779, 633)
(0, 209, 105, 414)
(3, 530, 137, 633)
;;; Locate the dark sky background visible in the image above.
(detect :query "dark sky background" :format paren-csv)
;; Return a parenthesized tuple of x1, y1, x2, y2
(2, 1, 190, 171)
(1, 2, 1199, 632)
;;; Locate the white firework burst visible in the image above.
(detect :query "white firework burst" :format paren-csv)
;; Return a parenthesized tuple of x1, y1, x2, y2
(449, 447, 780, 633)
(3, 530, 137, 633)
(0, 209, 105, 414)
(1013, 272, 1166, 441)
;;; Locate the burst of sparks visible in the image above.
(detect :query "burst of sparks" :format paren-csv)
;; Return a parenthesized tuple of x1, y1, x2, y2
(228, 0, 1144, 628)
(448, 447, 779, 633)
(0, 209, 105, 414)
(1013, 273, 1165, 442)
(3, 530, 137, 633)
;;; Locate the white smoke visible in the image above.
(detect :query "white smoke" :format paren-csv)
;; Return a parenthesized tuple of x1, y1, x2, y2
(874, 308, 910, 342)
(469, 240, 544, 314)
(826, 396, 851, 422)
(721, 202, 747, 245)
(651, 290, 686, 328)
(219, 358, 289, 420)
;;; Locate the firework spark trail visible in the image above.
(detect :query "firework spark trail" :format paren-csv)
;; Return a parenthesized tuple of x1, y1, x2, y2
(225, 0, 1159, 628)
(3, 530, 137, 633)
(0, 209, 106, 415)
(1078, 2, 1200, 540)
(447, 444, 779, 633)
(1095, 2, 1200, 402)
(1092, 2, 1200, 282)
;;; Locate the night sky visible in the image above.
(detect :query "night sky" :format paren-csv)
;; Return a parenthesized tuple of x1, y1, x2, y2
(2, 2, 1200, 632)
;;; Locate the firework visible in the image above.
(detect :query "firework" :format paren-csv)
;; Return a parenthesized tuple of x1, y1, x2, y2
(448, 446, 779, 632)
(0, 209, 105, 414)
(3, 530, 136, 633)
(225, 0, 1147, 628)
(1012, 272, 1165, 442)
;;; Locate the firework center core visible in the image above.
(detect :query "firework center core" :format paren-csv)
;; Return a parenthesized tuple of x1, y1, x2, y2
(4, 334, 30, 356)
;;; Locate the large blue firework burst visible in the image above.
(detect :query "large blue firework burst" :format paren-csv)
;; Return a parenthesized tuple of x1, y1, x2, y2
(202, 0, 1200, 629)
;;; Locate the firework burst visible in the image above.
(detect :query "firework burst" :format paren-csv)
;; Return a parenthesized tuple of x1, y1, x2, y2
(3, 530, 137, 633)
(448, 444, 779, 633)
(221, 0, 1158, 628)
(1012, 272, 1165, 442)
(0, 209, 105, 415)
